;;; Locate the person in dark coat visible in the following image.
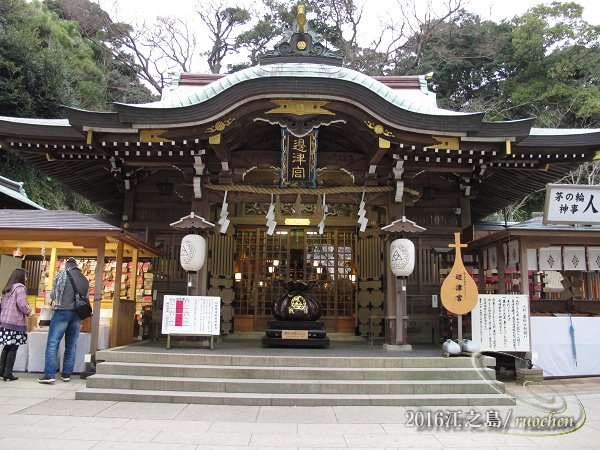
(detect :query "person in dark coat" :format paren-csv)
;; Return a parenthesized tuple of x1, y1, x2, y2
(0, 268, 32, 381)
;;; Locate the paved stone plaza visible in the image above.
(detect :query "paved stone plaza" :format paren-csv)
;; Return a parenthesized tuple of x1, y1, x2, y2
(0, 372, 598, 449)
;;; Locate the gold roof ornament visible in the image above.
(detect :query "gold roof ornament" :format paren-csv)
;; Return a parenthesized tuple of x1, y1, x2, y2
(297, 4, 306, 33)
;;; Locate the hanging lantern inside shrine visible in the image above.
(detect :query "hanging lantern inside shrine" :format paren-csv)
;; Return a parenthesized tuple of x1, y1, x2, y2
(179, 234, 206, 272)
(390, 238, 415, 277)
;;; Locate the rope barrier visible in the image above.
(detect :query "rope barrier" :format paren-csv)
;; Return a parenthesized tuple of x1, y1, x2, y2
(204, 184, 411, 195)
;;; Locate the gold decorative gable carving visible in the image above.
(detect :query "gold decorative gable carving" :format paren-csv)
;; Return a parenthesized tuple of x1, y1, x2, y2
(266, 100, 335, 116)
(365, 121, 395, 137)
(205, 118, 235, 133)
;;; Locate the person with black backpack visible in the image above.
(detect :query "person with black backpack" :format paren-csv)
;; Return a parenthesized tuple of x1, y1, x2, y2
(38, 258, 89, 384)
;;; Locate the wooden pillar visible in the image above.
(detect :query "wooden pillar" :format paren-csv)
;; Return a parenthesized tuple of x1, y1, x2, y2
(459, 194, 471, 229)
(47, 247, 58, 291)
(477, 249, 485, 293)
(90, 238, 105, 360)
(520, 238, 530, 296)
(110, 241, 124, 349)
(384, 238, 396, 345)
(497, 242, 506, 294)
(396, 276, 408, 345)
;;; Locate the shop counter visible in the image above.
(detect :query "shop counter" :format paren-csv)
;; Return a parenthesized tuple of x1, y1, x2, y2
(26, 331, 91, 373)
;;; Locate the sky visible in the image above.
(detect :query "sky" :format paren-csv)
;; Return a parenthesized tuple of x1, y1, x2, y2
(96, 0, 600, 25)
(94, 0, 600, 75)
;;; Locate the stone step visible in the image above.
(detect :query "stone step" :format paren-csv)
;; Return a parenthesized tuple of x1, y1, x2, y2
(96, 361, 497, 380)
(76, 388, 516, 406)
(86, 374, 505, 395)
(95, 351, 496, 369)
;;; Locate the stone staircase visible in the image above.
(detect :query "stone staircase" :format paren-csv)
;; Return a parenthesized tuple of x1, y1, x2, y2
(76, 349, 515, 406)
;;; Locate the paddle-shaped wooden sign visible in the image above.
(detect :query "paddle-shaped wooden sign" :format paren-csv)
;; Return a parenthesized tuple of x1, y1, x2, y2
(440, 232, 479, 315)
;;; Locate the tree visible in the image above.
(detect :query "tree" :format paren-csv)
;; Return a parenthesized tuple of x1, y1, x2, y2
(0, 0, 152, 212)
(196, 0, 251, 74)
(499, 2, 600, 127)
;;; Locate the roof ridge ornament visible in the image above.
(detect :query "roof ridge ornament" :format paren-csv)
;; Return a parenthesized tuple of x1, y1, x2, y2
(258, 3, 343, 66)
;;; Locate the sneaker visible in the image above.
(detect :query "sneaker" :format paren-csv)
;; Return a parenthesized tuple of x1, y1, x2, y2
(37, 377, 55, 384)
(61, 374, 71, 382)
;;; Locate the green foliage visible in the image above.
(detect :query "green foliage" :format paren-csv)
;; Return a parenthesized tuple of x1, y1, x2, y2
(0, 0, 152, 213)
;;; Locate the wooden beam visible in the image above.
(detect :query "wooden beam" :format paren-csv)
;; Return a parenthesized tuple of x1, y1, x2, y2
(368, 147, 388, 167)
(47, 247, 58, 291)
(208, 142, 231, 167)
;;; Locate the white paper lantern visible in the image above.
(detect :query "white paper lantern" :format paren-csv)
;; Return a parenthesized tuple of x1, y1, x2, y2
(180, 234, 206, 272)
(390, 238, 415, 277)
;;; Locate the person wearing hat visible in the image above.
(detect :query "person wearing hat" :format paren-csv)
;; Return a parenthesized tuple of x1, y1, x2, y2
(38, 258, 89, 384)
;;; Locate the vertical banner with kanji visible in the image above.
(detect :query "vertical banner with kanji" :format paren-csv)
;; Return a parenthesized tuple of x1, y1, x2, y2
(281, 128, 318, 187)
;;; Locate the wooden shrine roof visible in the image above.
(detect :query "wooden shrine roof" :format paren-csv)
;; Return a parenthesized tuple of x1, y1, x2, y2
(469, 216, 600, 249)
(0, 210, 160, 257)
(0, 176, 44, 210)
(1, 62, 600, 220)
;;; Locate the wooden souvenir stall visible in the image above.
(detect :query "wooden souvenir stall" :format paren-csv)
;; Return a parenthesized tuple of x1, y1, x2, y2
(0, 209, 160, 372)
(469, 215, 600, 377)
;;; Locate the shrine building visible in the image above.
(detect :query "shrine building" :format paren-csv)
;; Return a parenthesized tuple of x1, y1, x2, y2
(1, 11, 600, 347)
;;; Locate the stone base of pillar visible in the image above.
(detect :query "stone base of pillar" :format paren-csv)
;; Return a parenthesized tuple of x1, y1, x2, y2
(383, 343, 412, 352)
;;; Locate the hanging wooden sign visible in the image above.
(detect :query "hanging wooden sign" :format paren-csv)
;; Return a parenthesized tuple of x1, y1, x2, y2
(281, 128, 317, 187)
(440, 232, 479, 315)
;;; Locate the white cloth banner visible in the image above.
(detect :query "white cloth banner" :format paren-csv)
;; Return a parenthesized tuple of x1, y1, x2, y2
(563, 246, 587, 271)
(587, 247, 600, 271)
(526, 249, 538, 271)
(538, 247, 563, 271)
(487, 247, 497, 270)
(531, 316, 600, 377)
(506, 240, 519, 268)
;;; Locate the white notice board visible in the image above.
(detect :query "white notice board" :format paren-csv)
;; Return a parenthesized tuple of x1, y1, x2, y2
(161, 295, 221, 336)
(471, 294, 530, 352)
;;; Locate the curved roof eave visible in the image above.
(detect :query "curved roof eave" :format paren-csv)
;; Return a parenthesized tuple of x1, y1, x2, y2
(0, 116, 83, 139)
(112, 63, 485, 134)
(517, 128, 600, 147)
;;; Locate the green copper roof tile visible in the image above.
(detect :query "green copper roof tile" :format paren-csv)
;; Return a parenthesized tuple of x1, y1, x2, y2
(132, 63, 469, 117)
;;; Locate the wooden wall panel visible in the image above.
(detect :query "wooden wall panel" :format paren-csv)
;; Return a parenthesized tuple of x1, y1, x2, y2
(207, 233, 236, 334)
(356, 233, 384, 337)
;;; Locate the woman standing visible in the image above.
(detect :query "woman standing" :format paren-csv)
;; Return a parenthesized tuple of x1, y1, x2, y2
(0, 268, 32, 381)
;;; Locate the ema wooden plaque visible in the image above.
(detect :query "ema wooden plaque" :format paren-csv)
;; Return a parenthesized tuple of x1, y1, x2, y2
(440, 232, 479, 315)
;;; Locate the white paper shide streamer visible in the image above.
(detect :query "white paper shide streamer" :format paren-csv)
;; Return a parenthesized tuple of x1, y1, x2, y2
(218, 190, 230, 234)
(318, 194, 328, 235)
(266, 194, 277, 236)
(357, 191, 368, 232)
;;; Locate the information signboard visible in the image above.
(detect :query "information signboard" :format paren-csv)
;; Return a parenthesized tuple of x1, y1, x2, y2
(161, 295, 221, 336)
(471, 294, 530, 352)
(544, 184, 600, 225)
